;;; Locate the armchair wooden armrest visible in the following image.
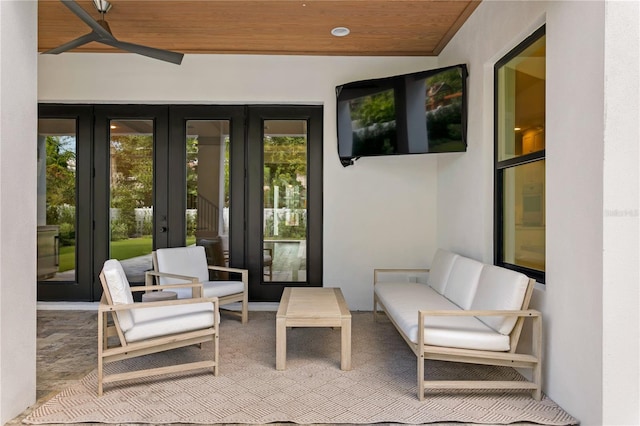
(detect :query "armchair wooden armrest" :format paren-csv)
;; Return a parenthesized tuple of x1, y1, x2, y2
(99, 294, 219, 312)
(145, 270, 198, 285)
(206, 265, 248, 291)
(144, 270, 204, 297)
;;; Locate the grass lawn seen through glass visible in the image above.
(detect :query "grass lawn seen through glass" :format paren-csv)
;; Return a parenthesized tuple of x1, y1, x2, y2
(57, 236, 196, 272)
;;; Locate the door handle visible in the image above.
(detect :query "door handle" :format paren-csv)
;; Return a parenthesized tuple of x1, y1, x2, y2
(160, 226, 167, 233)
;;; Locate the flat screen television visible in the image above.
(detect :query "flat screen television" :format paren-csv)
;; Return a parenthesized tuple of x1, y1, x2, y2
(336, 64, 468, 167)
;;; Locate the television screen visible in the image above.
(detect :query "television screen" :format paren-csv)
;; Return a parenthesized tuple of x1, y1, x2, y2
(336, 64, 468, 167)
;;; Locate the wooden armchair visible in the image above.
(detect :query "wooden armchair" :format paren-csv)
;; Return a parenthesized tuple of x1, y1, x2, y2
(98, 259, 219, 396)
(153, 245, 248, 323)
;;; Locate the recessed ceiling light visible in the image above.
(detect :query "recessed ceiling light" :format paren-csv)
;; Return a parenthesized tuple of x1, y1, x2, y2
(331, 27, 350, 37)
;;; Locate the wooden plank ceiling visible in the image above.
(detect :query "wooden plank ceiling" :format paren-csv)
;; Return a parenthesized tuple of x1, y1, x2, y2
(38, 0, 480, 57)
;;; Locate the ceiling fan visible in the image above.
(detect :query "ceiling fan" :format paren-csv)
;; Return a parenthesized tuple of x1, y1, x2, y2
(42, 0, 184, 65)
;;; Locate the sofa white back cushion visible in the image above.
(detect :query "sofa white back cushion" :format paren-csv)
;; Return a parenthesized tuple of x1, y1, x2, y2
(155, 246, 209, 284)
(471, 265, 530, 335)
(443, 256, 483, 310)
(101, 259, 135, 332)
(428, 249, 459, 294)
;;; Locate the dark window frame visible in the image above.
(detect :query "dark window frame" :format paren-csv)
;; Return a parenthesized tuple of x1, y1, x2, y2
(494, 25, 546, 284)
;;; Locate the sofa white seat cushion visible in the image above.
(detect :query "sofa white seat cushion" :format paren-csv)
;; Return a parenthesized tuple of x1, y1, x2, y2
(375, 282, 510, 351)
(471, 264, 530, 335)
(443, 256, 484, 310)
(427, 249, 459, 294)
(125, 302, 216, 342)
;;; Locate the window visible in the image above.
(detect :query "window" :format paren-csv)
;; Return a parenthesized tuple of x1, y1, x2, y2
(495, 26, 546, 283)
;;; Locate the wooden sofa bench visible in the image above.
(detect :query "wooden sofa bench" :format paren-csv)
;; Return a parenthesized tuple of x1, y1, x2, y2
(373, 249, 542, 400)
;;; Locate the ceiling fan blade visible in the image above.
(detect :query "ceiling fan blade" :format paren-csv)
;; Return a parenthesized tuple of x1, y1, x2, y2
(42, 31, 100, 54)
(60, 0, 114, 41)
(101, 39, 184, 65)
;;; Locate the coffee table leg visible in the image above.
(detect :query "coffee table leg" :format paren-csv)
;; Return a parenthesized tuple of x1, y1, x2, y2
(341, 318, 352, 370)
(276, 317, 286, 370)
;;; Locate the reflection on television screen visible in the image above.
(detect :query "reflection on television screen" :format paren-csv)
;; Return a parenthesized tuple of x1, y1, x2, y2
(423, 68, 465, 153)
(349, 88, 397, 157)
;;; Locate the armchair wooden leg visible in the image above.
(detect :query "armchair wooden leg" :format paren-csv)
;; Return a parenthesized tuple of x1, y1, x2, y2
(418, 353, 425, 401)
(213, 333, 219, 376)
(241, 298, 248, 324)
(97, 311, 105, 396)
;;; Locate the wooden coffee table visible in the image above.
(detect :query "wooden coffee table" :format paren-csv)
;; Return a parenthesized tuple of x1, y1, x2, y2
(276, 287, 352, 370)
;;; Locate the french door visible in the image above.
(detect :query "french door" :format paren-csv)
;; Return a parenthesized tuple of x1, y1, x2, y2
(246, 106, 323, 301)
(37, 104, 322, 302)
(37, 106, 93, 300)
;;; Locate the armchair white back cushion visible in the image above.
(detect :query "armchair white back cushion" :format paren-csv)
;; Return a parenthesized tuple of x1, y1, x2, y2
(101, 259, 135, 332)
(428, 249, 459, 294)
(155, 246, 210, 284)
(471, 265, 530, 335)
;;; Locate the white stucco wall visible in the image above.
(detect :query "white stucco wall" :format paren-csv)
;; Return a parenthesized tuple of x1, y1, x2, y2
(602, 1, 640, 423)
(0, 1, 38, 423)
(438, 0, 639, 424)
(38, 53, 440, 310)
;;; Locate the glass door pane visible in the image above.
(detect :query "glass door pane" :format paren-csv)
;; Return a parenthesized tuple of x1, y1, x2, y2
(109, 119, 154, 283)
(186, 120, 231, 266)
(263, 120, 308, 282)
(37, 119, 77, 282)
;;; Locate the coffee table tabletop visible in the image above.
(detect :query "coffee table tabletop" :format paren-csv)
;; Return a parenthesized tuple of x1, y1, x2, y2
(276, 287, 352, 370)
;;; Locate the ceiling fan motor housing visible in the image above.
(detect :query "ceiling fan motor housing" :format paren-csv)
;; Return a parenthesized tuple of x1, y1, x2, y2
(93, 0, 112, 14)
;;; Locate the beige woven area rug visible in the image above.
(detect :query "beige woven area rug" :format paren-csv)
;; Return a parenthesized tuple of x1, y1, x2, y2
(25, 311, 576, 425)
